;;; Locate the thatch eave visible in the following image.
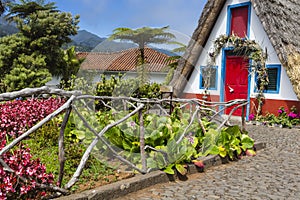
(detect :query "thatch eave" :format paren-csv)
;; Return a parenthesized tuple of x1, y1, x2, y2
(251, 0, 300, 99)
(169, 0, 226, 97)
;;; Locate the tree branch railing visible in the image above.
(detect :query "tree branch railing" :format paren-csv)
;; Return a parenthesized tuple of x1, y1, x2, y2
(0, 86, 248, 198)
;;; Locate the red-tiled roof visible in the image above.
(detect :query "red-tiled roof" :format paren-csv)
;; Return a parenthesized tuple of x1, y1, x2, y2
(77, 47, 175, 72)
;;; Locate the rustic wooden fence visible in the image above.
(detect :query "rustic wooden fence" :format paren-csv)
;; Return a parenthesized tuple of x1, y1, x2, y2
(0, 86, 248, 196)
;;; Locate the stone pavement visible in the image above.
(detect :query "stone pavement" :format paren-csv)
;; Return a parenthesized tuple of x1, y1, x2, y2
(116, 124, 300, 200)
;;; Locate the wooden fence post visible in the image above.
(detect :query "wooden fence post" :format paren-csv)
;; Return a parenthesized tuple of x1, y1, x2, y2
(138, 106, 147, 172)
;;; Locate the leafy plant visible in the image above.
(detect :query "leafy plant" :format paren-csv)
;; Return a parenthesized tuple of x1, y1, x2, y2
(0, 98, 65, 199)
(72, 106, 255, 176)
(96, 75, 161, 99)
(201, 125, 254, 159)
(250, 105, 300, 128)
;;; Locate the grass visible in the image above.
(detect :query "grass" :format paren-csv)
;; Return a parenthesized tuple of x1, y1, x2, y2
(22, 118, 121, 193)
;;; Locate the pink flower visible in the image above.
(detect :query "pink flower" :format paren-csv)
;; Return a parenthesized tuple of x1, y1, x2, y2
(288, 112, 297, 119)
(249, 114, 255, 121)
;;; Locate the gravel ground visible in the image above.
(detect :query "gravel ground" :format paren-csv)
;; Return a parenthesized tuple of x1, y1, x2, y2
(115, 124, 300, 200)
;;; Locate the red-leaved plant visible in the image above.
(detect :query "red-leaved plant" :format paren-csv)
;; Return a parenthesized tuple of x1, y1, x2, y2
(0, 98, 65, 199)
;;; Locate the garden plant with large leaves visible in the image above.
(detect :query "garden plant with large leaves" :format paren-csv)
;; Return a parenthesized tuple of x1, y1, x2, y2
(70, 105, 255, 176)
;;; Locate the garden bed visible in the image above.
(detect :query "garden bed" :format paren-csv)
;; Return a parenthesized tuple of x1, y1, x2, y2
(0, 87, 256, 199)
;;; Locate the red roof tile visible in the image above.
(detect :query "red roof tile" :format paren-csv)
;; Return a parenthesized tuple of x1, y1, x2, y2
(77, 47, 176, 72)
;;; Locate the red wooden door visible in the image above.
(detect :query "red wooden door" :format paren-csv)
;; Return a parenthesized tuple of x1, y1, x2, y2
(225, 56, 249, 115)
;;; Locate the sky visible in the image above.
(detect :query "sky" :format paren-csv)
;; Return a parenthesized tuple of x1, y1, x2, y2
(55, 0, 207, 43)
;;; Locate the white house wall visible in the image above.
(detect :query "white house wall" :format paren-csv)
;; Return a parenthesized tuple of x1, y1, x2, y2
(184, 0, 298, 101)
(90, 71, 167, 84)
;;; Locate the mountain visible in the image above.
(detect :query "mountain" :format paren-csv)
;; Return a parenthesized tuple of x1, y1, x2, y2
(68, 30, 106, 52)
(70, 30, 137, 52)
(0, 16, 18, 37)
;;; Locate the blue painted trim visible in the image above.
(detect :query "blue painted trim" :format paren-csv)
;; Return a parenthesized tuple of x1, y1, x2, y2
(246, 60, 252, 121)
(254, 64, 281, 94)
(199, 66, 218, 90)
(220, 47, 234, 103)
(220, 48, 227, 104)
(220, 48, 251, 119)
(226, 2, 252, 38)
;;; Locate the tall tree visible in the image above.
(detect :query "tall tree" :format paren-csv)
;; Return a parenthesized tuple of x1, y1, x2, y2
(109, 26, 176, 84)
(0, 1, 79, 91)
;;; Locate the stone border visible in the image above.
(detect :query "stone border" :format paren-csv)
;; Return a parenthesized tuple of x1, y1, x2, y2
(57, 142, 266, 200)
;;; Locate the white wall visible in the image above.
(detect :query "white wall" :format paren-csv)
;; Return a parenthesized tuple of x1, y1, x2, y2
(80, 71, 167, 84)
(46, 71, 167, 89)
(184, 0, 298, 101)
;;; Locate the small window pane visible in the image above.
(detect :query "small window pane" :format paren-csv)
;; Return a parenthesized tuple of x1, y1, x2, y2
(265, 68, 278, 91)
(200, 66, 217, 89)
(256, 65, 280, 93)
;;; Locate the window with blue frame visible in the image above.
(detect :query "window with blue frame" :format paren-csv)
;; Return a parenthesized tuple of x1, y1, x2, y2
(256, 64, 281, 93)
(199, 66, 218, 90)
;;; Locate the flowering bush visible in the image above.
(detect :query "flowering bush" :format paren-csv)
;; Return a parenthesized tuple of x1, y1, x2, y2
(0, 98, 64, 138)
(250, 106, 300, 128)
(0, 98, 65, 199)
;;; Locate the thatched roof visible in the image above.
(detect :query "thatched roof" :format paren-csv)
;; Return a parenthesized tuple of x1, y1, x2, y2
(170, 0, 300, 99)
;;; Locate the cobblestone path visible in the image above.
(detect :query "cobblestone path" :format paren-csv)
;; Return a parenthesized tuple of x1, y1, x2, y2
(116, 125, 300, 200)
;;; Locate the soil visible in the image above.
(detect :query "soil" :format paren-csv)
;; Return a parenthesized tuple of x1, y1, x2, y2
(75, 171, 135, 193)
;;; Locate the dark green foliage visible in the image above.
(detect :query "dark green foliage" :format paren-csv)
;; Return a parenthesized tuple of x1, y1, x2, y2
(96, 75, 162, 98)
(0, 0, 79, 91)
(60, 46, 82, 85)
(95, 75, 161, 111)
(5, 0, 57, 21)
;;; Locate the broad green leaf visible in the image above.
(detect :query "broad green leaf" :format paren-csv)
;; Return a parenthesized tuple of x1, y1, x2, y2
(241, 134, 254, 150)
(208, 145, 220, 155)
(157, 116, 168, 125)
(219, 146, 227, 157)
(164, 164, 175, 174)
(122, 139, 132, 151)
(228, 149, 234, 159)
(73, 130, 86, 140)
(234, 146, 242, 155)
(175, 164, 187, 175)
(192, 137, 199, 148)
(231, 137, 241, 147)
(108, 136, 123, 147)
(225, 125, 241, 137)
(147, 157, 158, 169)
(145, 115, 154, 122)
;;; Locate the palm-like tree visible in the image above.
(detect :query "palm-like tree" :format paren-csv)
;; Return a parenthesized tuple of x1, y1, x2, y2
(109, 26, 175, 63)
(109, 26, 176, 83)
